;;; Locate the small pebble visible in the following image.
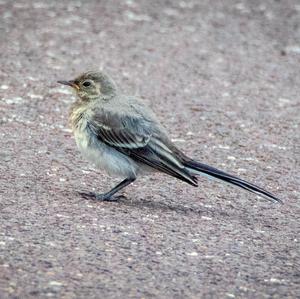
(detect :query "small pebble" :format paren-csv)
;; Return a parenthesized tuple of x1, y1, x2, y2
(227, 156, 236, 160)
(187, 252, 198, 256)
(48, 281, 63, 287)
(201, 216, 212, 220)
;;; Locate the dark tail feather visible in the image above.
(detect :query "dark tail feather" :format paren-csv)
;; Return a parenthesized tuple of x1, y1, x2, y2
(184, 160, 282, 203)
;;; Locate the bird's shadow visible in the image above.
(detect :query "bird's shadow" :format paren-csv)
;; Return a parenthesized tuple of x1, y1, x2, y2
(76, 190, 231, 219)
(74, 190, 283, 230)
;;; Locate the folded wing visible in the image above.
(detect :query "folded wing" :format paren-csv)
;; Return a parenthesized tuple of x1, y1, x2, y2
(87, 111, 198, 186)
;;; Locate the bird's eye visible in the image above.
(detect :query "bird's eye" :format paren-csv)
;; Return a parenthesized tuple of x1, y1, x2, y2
(82, 81, 91, 87)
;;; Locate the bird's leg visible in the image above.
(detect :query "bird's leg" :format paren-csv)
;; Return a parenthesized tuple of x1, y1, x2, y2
(81, 177, 136, 202)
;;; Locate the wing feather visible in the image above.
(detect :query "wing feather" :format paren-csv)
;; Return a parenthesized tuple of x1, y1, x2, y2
(87, 111, 197, 186)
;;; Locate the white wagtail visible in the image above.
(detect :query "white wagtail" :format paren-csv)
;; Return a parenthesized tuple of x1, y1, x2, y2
(58, 71, 282, 203)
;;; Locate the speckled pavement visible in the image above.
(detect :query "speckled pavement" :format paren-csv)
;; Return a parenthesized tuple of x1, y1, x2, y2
(0, 1, 299, 298)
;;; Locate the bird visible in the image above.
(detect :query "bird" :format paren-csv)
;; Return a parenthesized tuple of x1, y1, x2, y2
(57, 71, 282, 203)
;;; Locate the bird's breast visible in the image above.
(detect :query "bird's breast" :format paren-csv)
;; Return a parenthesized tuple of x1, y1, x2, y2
(69, 103, 88, 132)
(69, 103, 95, 155)
(70, 107, 138, 178)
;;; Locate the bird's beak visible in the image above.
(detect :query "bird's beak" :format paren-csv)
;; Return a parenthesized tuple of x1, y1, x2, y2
(57, 80, 80, 90)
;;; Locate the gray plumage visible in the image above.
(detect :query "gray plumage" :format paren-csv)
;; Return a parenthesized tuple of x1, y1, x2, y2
(58, 71, 282, 203)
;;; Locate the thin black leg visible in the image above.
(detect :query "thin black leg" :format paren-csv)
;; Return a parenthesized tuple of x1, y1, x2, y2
(95, 177, 136, 201)
(78, 177, 136, 202)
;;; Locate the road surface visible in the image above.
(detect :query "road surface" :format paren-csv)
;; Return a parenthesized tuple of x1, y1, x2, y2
(0, 0, 299, 298)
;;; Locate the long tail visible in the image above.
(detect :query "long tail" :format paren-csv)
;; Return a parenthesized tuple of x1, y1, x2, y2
(184, 160, 282, 203)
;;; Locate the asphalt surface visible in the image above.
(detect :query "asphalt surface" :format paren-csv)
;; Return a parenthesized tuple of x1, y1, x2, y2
(0, 0, 300, 298)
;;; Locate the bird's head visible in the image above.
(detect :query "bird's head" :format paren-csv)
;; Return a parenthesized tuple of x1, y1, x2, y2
(58, 71, 117, 101)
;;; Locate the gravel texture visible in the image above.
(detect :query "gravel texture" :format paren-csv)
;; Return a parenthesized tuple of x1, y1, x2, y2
(0, 0, 300, 298)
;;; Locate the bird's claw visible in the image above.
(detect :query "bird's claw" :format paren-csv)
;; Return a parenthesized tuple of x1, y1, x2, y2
(78, 191, 125, 202)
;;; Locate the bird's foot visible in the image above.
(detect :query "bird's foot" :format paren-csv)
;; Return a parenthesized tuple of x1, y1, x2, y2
(79, 191, 125, 202)
(95, 193, 122, 202)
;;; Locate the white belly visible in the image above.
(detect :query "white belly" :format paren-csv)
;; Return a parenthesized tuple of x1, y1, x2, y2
(73, 124, 138, 178)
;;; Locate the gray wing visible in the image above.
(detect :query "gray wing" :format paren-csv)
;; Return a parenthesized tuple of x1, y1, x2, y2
(87, 110, 198, 186)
